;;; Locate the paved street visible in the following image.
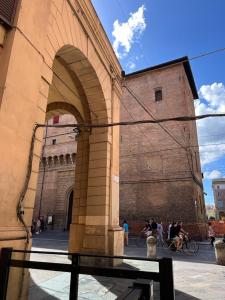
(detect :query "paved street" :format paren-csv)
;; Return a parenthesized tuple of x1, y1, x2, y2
(28, 231, 225, 300)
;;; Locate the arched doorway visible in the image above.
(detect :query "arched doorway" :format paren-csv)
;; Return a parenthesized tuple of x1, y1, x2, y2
(0, 1, 123, 298)
(67, 190, 73, 230)
(45, 44, 123, 256)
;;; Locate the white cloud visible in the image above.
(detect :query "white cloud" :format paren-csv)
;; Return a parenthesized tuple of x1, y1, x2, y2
(126, 61, 136, 70)
(204, 170, 223, 180)
(195, 82, 225, 166)
(112, 5, 146, 58)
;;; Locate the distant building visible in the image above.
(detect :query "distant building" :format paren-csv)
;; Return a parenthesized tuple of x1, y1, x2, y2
(212, 179, 225, 220)
(205, 204, 216, 220)
(34, 114, 77, 229)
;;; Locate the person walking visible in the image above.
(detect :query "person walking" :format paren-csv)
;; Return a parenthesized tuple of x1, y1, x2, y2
(36, 218, 41, 235)
(157, 221, 164, 246)
(208, 222, 215, 247)
(167, 222, 172, 240)
(123, 220, 129, 246)
(150, 218, 157, 238)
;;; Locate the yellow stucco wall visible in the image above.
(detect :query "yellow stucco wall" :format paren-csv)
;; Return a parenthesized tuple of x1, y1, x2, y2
(0, 0, 123, 298)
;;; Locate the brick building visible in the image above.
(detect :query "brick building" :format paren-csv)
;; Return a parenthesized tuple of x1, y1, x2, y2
(212, 179, 225, 220)
(34, 114, 77, 230)
(120, 57, 206, 237)
(34, 57, 207, 238)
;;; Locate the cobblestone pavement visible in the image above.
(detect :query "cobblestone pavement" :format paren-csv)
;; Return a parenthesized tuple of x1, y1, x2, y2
(27, 231, 225, 300)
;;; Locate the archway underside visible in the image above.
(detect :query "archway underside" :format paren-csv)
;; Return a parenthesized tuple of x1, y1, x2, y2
(45, 45, 123, 256)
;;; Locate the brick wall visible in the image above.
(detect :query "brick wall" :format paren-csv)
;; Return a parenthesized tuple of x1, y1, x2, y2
(120, 62, 206, 235)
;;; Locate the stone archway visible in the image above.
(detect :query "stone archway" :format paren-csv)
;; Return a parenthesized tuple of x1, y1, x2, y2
(0, 1, 123, 297)
(45, 43, 123, 255)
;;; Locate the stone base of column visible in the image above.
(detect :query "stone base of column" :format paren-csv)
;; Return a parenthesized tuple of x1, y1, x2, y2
(68, 223, 85, 253)
(68, 223, 124, 266)
(108, 226, 124, 267)
(108, 226, 124, 256)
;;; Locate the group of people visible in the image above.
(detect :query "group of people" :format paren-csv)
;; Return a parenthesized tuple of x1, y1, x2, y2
(142, 219, 187, 251)
(123, 219, 225, 250)
(123, 219, 188, 251)
(141, 219, 163, 241)
(123, 218, 166, 247)
(31, 216, 47, 235)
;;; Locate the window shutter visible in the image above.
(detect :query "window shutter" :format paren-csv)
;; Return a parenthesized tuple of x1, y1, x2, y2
(0, 0, 18, 27)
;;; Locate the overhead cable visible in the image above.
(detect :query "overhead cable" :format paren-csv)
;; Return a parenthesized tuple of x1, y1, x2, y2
(34, 113, 225, 129)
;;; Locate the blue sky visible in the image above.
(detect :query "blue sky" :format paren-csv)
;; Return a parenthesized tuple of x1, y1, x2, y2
(92, 0, 225, 204)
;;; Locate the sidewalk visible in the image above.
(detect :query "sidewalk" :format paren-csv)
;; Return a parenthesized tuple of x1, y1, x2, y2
(28, 231, 225, 300)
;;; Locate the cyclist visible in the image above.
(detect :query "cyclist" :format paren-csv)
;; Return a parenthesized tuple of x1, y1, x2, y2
(149, 218, 158, 238)
(176, 221, 188, 251)
(169, 221, 185, 252)
(141, 220, 151, 237)
(169, 222, 179, 250)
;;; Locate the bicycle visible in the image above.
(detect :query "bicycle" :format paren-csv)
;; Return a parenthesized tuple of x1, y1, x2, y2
(167, 234, 199, 254)
(136, 231, 148, 247)
(182, 234, 199, 254)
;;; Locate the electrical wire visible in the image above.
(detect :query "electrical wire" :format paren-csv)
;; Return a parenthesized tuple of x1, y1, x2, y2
(32, 113, 225, 129)
(123, 84, 205, 189)
(120, 142, 225, 158)
(120, 177, 193, 184)
(20, 112, 224, 199)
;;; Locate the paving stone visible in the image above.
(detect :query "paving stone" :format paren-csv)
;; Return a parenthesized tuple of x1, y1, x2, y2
(29, 231, 225, 300)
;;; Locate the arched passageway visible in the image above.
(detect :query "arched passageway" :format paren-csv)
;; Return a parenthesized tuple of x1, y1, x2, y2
(45, 44, 123, 255)
(0, 1, 123, 297)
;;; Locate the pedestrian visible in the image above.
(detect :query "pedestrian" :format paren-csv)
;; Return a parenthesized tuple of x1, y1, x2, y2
(141, 220, 151, 235)
(169, 222, 181, 251)
(149, 218, 157, 238)
(167, 222, 172, 240)
(123, 220, 129, 246)
(31, 218, 36, 234)
(208, 222, 215, 247)
(40, 216, 45, 232)
(36, 218, 41, 234)
(157, 221, 164, 246)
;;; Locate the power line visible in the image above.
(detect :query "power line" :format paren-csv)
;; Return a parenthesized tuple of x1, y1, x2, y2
(119, 81, 156, 150)
(123, 84, 188, 150)
(120, 141, 225, 158)
(120, 177, 193, 184)
(190, 47, 225, 62)
(34, 113, 225, 129)
(123, 84, 203, 188)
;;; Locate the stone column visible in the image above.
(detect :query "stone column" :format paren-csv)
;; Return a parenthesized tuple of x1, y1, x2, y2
(81, 130, 111, 254)
(108, 79, 124, 256)
(69, 130, 89, 252)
